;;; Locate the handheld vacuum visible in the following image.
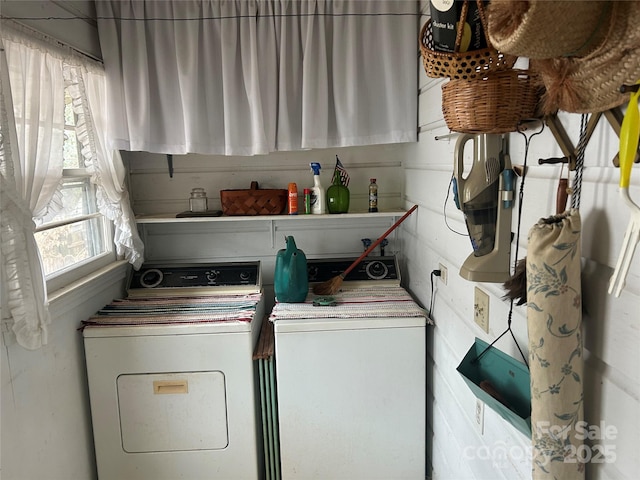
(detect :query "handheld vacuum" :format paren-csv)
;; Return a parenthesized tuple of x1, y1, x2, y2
(453, 133, 515, 283)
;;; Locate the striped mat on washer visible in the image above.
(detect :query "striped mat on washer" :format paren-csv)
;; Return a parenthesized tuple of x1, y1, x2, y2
(82, 293, 262, 327)
(269, 285, 428, 320)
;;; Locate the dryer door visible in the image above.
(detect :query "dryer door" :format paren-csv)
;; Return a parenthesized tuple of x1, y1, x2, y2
(117, 371, 228, 453)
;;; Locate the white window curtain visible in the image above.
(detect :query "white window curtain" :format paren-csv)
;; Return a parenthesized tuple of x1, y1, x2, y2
(96, 0, 418, 156)
(64, 65, 144, 269)
(0, 22, 143, 350)
(1, 29, 65, 349)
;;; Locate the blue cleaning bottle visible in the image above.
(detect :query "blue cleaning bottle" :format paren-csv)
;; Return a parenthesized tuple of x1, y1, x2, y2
(309, 162, 326, 214)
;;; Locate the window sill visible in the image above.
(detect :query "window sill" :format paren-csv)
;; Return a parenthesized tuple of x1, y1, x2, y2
(48, 260, 129, 305)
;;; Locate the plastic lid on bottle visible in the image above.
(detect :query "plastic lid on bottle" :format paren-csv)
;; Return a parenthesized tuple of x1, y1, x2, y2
(370, 178, 376, 183)
(304, 188, 311, 194)
(310, 162, 321, 175)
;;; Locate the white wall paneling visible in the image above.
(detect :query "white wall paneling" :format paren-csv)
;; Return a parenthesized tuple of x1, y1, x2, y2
(137, 212, 411, 313)
(407, 39, 640, 478)
(1, 263, 128, 479)
(124, 144, 406, 216)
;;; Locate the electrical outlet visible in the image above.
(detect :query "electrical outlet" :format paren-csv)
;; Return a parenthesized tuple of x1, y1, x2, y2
(474, 287, 489, 333)
(475, 398, 485, 434)
(438, 263, 448, 285)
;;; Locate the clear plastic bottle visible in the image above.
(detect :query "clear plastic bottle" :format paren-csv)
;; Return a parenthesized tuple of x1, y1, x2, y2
(309, 163, 326, 214)
(368, 178, 378, 212)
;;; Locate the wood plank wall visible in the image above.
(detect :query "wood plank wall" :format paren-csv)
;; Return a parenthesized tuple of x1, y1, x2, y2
(123, 145, 409, 309)
(405, 2, 640, 479)
(125, 146, 405, 216)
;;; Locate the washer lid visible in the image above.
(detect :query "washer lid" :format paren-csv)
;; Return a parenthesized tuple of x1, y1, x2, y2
(270, 284, 428, 333)
(272, 315, 426, 333)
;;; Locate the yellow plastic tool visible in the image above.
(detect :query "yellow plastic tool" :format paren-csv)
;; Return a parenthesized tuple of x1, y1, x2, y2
(608, 84, 640, 297)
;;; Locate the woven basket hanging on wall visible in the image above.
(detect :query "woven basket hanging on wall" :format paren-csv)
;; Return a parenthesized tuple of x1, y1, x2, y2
(420, 0, 542, 133)
(441, 69, 542, 134)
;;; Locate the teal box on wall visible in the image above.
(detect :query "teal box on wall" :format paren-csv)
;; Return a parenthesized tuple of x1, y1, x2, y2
(457, 338, 531, 437)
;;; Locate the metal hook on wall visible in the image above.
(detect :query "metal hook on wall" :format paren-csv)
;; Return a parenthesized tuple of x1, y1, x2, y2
(620, 83, 640, 94)
(166, 154, 174, 178)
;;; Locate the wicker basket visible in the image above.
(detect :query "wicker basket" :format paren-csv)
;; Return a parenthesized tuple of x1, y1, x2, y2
(419, 0, 516, 80)
(441, 69, 541, 134)
(220, 181, 287, 216)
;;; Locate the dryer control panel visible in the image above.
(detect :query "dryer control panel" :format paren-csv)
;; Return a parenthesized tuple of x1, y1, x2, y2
(128, 262, 261, 296)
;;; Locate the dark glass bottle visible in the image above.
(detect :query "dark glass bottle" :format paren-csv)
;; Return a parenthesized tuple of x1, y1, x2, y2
(368, 178, 378, 212)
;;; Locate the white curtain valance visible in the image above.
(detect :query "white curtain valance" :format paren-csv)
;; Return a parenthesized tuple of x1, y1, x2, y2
(96, 0, 418, 156)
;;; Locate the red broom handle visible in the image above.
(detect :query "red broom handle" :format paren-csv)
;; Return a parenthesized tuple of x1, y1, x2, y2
(343, 205, 418, 278)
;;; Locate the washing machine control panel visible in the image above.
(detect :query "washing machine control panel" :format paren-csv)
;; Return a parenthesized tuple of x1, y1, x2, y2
(128, 262, 261, 293)
(307, 256, 399, 283)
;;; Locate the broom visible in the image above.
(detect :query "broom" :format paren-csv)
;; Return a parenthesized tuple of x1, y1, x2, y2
(312, 205, 418, 295)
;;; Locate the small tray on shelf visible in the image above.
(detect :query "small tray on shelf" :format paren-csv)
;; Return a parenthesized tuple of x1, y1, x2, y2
(176, 210, 223, 218)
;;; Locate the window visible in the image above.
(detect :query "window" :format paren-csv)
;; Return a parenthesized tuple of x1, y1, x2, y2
(34, 90, 114, 292)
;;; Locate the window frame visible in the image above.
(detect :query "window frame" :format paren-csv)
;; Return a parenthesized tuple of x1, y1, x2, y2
(33, 89, 116, 294)
(35, 175, 116, 294)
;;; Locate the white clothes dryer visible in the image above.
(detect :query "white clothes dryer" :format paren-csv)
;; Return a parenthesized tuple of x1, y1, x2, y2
(82, 262, 264, 480)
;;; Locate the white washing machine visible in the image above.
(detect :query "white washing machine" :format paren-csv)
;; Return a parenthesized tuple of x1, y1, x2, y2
(270, 257, 429, 480)
(82, 262, 265, 480)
